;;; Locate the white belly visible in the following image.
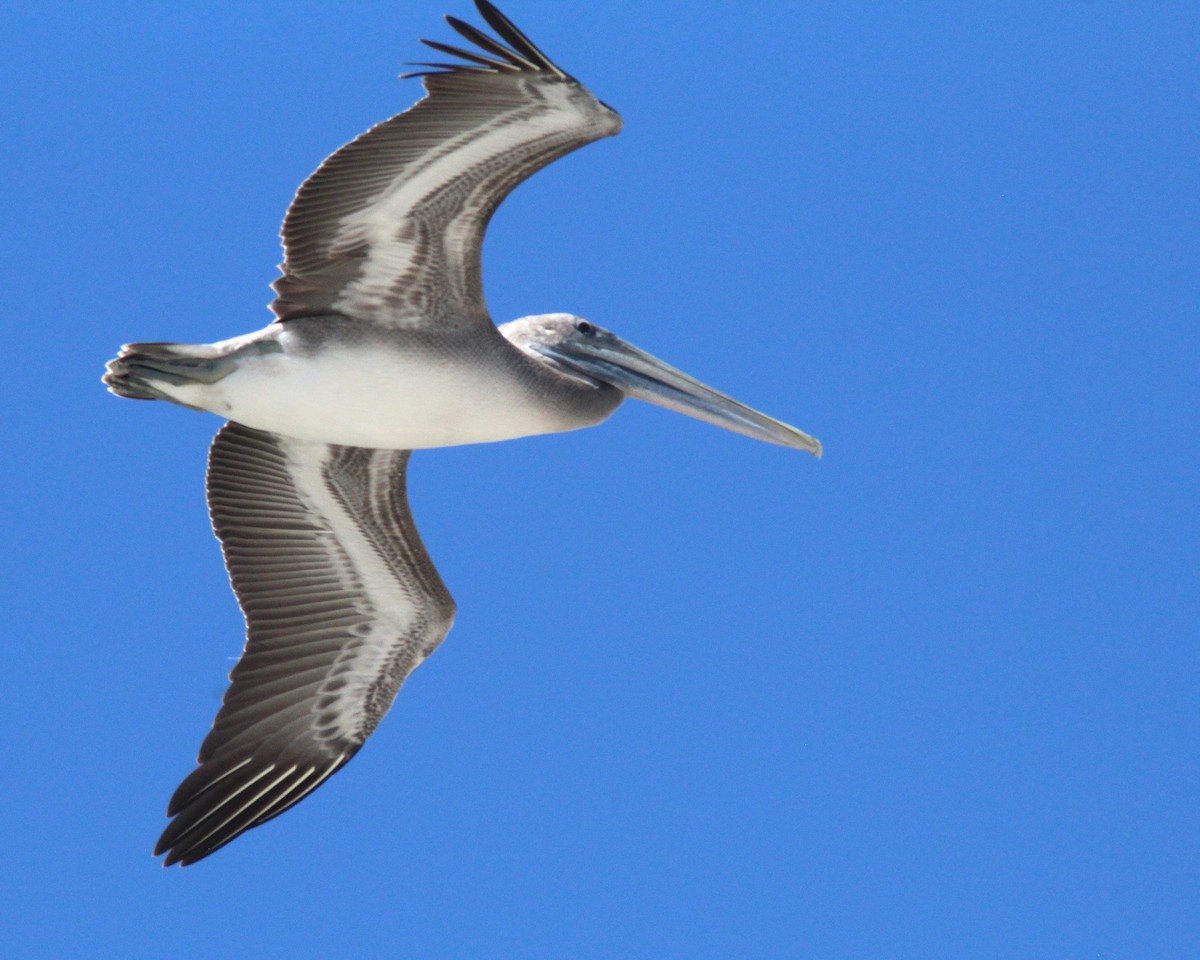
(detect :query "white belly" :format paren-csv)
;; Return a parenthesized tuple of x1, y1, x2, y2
(166, 326, 565, 449)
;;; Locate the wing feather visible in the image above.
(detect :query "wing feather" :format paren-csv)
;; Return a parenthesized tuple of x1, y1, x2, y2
(446, 16, 540, 70)
(155, 422, 455, 866)
(474, 0, 567, 75)
(270, 0, 622, 327)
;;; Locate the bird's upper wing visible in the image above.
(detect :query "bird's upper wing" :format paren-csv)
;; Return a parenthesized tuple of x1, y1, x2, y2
(270, 0, 622, 329)
(155, 422, 455, 866)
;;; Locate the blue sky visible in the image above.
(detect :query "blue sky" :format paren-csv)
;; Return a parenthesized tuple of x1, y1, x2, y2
(2, 1, 1196, 956)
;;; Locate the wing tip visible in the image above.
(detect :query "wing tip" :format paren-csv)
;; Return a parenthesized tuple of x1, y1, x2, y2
(410, 2, 573, 81)
(154, 750, 357, 866)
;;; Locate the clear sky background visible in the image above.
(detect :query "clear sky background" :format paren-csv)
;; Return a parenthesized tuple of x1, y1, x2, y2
(2, 1, 1196, 957)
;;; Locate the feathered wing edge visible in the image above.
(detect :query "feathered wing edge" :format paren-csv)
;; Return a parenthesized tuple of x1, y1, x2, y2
(269, 0, 620, 325)
(402, 0, 572, 79)
(154, 424, 455, 866)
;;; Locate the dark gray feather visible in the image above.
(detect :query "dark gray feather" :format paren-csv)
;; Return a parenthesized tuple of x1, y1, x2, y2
(269, 3, 621, 326)
(155, 422, 455, 866)
(474, 0, 568, 76)
(446, 15, 538, 70)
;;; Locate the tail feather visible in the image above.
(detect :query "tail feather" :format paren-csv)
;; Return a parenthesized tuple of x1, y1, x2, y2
(104, 341, 228, 402)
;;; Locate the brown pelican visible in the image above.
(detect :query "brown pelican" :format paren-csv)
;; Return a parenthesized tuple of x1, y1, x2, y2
(104, 0, 821, 867)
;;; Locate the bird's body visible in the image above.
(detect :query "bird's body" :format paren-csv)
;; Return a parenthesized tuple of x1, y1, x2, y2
(135, 317, 619, 448)
(105, 1, 820, 866)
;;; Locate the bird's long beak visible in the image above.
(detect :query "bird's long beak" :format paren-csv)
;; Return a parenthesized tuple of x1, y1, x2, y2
(538, 334, 822, 456)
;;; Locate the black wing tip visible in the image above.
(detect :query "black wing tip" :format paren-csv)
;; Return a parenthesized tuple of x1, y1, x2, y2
(154, 749, 359, 866)
(405, 2, 573, 81)
(158, 836, 228, 868)
(472, 0, 559, 70)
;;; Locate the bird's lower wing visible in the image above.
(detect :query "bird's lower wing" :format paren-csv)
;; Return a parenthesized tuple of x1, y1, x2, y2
(155, 422, 455, 866)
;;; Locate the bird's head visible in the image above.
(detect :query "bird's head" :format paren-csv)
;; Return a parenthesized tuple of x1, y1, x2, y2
(500, 313, 821, 455)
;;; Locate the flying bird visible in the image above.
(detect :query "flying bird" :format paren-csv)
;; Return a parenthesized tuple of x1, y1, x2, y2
(104, 0, 821, 867)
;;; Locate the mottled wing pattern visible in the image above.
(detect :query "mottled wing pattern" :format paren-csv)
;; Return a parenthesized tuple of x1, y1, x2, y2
(270, 0, 622, 328)
(155, 423, 455, 866)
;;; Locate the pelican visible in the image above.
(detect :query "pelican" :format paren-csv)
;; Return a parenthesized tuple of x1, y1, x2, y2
(104, 0, 821, 867)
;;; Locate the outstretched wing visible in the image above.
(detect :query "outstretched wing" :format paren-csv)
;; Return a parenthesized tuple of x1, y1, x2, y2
(270, 0, 622, 328)
(155, 423, 455, 866)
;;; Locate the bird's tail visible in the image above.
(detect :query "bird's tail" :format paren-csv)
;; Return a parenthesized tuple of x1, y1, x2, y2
(103, 341, 231, 403)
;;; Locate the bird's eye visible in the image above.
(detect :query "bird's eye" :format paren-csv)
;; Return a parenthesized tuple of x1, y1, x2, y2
(575, 320, 595, 335)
